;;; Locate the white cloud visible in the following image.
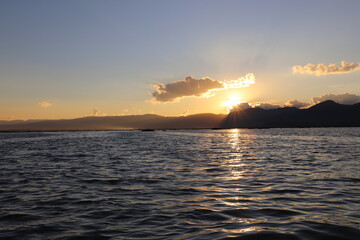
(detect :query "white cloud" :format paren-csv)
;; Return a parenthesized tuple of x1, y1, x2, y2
(148, 73, 255, 103)
(293, 61, 360, 76)
(38, 101, 52, 108)
(285, 100, 310, 108)
(312, 93, 360, 105)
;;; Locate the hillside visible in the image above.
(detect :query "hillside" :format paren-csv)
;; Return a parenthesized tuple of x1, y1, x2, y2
(0, 113, 226, 131)
(222, 100, 360, 128)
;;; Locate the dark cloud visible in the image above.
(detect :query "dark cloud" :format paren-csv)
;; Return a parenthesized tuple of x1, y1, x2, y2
(149, 74, 255, 103)
(293, 61, 360, 76)
(149, 76, 222, 103)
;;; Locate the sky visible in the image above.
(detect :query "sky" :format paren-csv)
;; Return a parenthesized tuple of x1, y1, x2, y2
(1, 0, 360, 120)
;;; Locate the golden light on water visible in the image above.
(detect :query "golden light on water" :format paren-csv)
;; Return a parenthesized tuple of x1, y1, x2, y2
(223, 226, 260, 234)
(221, 129, 258, 181)
(225, 129, 246, 180)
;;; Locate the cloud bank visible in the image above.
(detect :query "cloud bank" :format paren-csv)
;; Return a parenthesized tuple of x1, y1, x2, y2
(285, 100, 310, 109)
(149, 73, 255, 103)
(312, 93, 360, 105)
(230, 93, 360, 112)
(293, 61, 360, 76)
(38, 101, 52, 108)
(253, 103, 280, 109)
(230, 102, 252, 112)
(284, 94, 360, 109)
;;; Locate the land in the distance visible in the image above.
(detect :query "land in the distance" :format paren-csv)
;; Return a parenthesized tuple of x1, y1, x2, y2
(0, 100, 359, 132)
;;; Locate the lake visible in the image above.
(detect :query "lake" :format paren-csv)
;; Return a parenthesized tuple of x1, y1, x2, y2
(0, 128, 359, 239)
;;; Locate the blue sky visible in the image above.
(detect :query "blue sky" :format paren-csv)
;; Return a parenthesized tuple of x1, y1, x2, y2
(1, 0, 359, 119)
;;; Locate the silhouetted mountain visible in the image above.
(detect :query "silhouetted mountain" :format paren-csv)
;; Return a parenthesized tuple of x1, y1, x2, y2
(308, 100, 340, 110)
(222, 100, 360, 128)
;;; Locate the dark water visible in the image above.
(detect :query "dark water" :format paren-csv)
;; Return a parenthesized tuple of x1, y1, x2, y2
(0, 128, 359, 240)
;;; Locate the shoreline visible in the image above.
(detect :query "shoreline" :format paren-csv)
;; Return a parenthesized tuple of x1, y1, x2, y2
(1, 125, 360, 133)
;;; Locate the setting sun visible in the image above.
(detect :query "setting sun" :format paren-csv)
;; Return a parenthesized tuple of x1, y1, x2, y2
(223, 96, 242, 112)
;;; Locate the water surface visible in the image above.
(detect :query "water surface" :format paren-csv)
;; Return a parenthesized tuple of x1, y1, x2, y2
(0, 128, 359, 239)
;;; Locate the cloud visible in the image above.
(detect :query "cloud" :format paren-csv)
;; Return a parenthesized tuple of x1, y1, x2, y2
(148, 73, 255, 103)
(229, 102, 279, 112)
(285, 100, 310, 108)
(38, 101, 52, 108)
(229, 102, 252, 112)
(312, 93, 360, 105)
(229, 93, 359, 113)
(293, 61, 360, 76)
(253, 102, 280, 109)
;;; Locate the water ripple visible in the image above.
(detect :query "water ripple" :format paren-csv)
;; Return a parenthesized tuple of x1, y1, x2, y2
(0, 128, 359, 239)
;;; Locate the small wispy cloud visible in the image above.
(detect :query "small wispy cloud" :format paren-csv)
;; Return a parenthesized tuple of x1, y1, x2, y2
(38, 101, 52, 108)
(148, 73, 255, 103)
(292, 61, 360, 76)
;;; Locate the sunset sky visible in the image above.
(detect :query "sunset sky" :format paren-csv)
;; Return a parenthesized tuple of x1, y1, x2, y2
(1, 0, 360, 120)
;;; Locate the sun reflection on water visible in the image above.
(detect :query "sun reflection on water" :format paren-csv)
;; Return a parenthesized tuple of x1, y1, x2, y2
(223, 226, 260, 234)
(224, 129, 248, 181)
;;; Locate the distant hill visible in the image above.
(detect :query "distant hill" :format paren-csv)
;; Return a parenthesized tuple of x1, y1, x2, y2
(222, 100, 360, 128)
(0, 113, 226, 131)
(1, 101, 359, 132)
(0, 119, 43, 125)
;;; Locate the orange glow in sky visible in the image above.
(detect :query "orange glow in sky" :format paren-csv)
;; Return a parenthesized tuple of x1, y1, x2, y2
(223, 96, 243, 113)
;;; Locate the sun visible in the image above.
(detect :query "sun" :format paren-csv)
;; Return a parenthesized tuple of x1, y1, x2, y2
(223, 96, 242, 112)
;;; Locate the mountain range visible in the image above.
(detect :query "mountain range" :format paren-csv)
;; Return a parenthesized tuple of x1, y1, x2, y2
(0, 100, 359, 131)
(222, 100, 360, 128)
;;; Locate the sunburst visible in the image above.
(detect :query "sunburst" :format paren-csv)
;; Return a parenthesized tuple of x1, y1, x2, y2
(223, 96, 242, 112)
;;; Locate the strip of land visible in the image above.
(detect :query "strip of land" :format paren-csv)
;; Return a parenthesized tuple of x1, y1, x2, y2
(0, 100, 359, 131)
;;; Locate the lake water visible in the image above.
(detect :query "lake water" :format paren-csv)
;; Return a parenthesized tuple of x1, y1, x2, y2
(0, 128, 359, 240)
